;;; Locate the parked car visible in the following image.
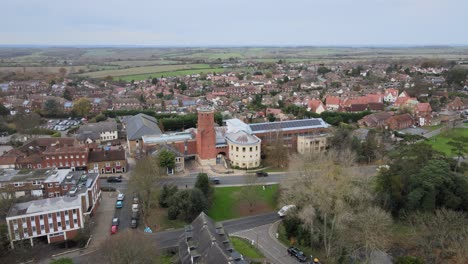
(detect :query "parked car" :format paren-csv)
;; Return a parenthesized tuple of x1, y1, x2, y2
(278, 205, 296, 217)
(107, 176, 122, 183)
(133, 195, 139, 204)
(117, 193, 125, 201)
(131, 211, 139, 220)
(131, 218, 138, 228)
(287, 247, 307, 262)
(132, 203, 139, 213)
(210, 177, 220, 184)
(112, 217, 120, 226)
(256, 171, 268, 177)
(111, 225, 118, 235)
(116, 200, 123, 209)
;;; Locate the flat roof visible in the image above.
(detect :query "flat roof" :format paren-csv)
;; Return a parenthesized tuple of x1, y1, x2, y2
(142, 132, 193, 144)
(249, 118, 330, 134)
(7, 196, 81, 218)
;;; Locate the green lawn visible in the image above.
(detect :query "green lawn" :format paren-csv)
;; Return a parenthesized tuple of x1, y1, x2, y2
(230, 236, 265, 259)
(115, 67, 229, 81)
(426, 128, 468, 156)
(422, 124, 442, 131)
(208, 184, 278, 221)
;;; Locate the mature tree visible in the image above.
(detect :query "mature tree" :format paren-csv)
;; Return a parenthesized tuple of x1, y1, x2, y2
(409, 209, 468, 263)
(168, 189, 207, 222)
(151, 78, 158, 85)
(0, 104, 9, 117)
(43, 99, 60, 116)
(281, 150, 381, 261)
(317, 66, 331, 75)
(376, 144, 468, 216)
(358, 129, 379, 163)
(158, 149, 175, 170)
(264, 129, 289, 168)
(159, 184, 178, 208)
(448, 136, 468, 168)
(129, 156, 165, 219)
(445, 67, 468, 86)
(62, 88, 73, 101)
(237, 174, 260, 213)
(72, 98, 92, 117)
(14, 111, 41, 134)
(194, 173, 213, 201)
(101, 230, 158, 264)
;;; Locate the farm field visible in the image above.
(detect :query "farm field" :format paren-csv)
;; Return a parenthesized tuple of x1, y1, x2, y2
(114, 67, 238, 81)
(78, 63, 211, 78)
(426, 128, 468, 157)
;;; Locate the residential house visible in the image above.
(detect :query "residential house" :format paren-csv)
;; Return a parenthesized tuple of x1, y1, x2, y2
(384, 88, 399, 103)
(358, 112, 393, 128)
(385, 113, 415, 130)
(76, 121, 118, 144)
(325, 96, 340, 111)
(87, 149, 127, 174)
(415, 102, 432, 126)
(447, 97, 467, 111)
(178, 212, 247, 264)
(307, 99, 326, 114)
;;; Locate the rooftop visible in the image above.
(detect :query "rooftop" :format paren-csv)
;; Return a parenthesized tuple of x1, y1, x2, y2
(225, 131, 261, 145)
(249, 118, 330, 134)
(7, 196, 81, 218)
(142, 131, 194, 144)
(125, 113, 162, 140)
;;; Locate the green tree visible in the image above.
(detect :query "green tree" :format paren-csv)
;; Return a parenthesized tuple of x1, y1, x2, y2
(445, 67, 468, 86)
(72, 98, 92, 117)
(159, 184, 178, 208)
(0, 104, 9, 116)
(168, 189, 207, 222)
(43, 99, 60, 116)
(178, 82, 187, 91)
(63, 88, 72, 101)
(14, 111, 41, 134)
(95, 113, 107, 122)
(151, 77, 158, 85)
(158, 149, 175, 170)
(317, 66, 331, 75)
(194, 173, 213, 201)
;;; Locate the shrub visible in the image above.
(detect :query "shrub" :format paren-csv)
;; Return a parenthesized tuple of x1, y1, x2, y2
(395, 256, 424, 264)
(159, 184, 178, 208)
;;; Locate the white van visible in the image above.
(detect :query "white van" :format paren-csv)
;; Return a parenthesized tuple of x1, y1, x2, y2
(132, 203, 139, 213)
(278, 205, 296, 217)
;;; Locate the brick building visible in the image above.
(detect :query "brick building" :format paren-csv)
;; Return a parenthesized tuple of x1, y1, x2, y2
(87, 149, 127, 174)
(6, 170, 101, 247)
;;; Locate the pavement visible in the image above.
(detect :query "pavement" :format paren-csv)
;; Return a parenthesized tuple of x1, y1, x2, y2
(233, 221, 298, 264)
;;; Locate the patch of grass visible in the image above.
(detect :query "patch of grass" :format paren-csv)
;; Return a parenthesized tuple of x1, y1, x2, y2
(422, 124, 442, 131)
(158, 254, 174, 264)
(262, 167, 287, 173)
(146, 207, 186, 231)
(115, 67, 236, 81)
(426, 128, 468, 156)
(79, 63, 211, 78)
(230, 236, 265, 259)
(208, 184, 278, 221)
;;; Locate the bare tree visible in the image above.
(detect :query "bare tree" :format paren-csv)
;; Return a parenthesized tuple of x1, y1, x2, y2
(237, 173, 259, 213)
(129, 156, 165, 220)
(281, 149, 384, 261)
(409, 209, 468, 263)
(101, 230, 158, 264)
(265, 127, 289, 168)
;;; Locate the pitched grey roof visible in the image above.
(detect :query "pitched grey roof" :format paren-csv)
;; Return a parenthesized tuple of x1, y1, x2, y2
(76, 121, 117, 141)
(125, 113, 162, 140)
(178, 212, 244, 264)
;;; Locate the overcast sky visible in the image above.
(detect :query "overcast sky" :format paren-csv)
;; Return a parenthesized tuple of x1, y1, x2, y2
(1, 0, 467, 46)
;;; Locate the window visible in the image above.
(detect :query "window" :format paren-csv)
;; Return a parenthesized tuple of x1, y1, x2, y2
(64, 211, 68, 216)
(32, 180, 42, 185)
(49, 223, 53, 230)
(73, 219, 78, 225)
(236, 147, 239, 151)
(249, 147, 252, 152)
(48, 183, 53, 188)
(39, 215, 43, 220)
(72, 209, 76, 214)
(14, 182, 24, 187)
(56, 212, 60, 218)
(52, 156, 55, 160)
(57, 222, 62, 227)
(59, 156, 62, 159)
(242, 147, 245, 152)
(37, 164, 42, 168)
(62, 185, 67, 190)
(40, 225, 44, 230)
(105, 162, 110, 167)
(76, 161, 80, 166)
(82, 155, 85, 158)
(65, 220, 70, 226)
(64, 156, 68, 159)
(30, 216, 35, 221)
(116, 161, 121, 166)
(59, 162, 63, 167)
(46, 157, 50, 160)
(48, 213, 52, 219)
(32, 226, 36, 232)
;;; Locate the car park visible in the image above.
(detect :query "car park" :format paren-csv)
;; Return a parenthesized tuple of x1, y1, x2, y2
(210, 177, 220, 184)
(116, 200, 123, 209)
(256, 171, 268, 177)
(278, 204, 296, 217)
(287, 247, 307, 262)
(117, 193, 125, 201)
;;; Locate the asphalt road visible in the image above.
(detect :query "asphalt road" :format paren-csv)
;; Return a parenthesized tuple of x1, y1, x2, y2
(143, 211, 281, 249)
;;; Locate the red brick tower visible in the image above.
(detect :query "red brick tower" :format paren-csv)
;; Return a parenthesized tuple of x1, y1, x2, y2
(196, 107, 217, 164)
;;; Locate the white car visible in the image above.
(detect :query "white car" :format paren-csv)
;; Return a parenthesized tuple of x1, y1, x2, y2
(117, 193, 125, 201)
(278, 205, 296, 217)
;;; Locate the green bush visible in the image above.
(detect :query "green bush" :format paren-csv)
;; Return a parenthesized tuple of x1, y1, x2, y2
(395, 256, 424, 264)
(51, 132, 61, 138)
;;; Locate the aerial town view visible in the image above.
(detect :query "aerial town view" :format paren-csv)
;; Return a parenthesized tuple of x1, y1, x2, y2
(0, 1, 467, 264)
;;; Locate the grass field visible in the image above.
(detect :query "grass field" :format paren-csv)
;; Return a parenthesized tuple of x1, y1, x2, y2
(79, 63, 211, 78)
(208, 184, 278, 221)
(230, 237, 265, 259)
(146, 207, 186, 231)
(426, 128, 468, 156)
(115, 67, 232, 81)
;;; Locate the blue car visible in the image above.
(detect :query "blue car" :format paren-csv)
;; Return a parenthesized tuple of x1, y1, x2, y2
(116, 200, 123, 209)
